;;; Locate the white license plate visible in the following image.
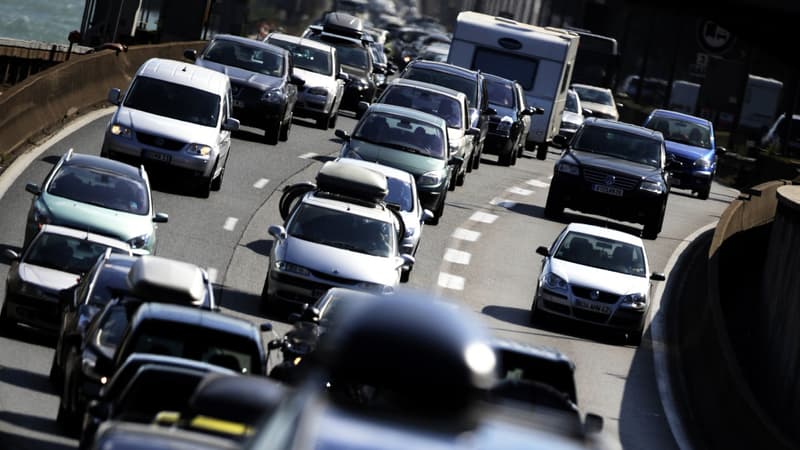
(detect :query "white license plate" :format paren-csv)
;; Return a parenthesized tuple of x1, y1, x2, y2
(144, 151, 171, 163)
(592, 184, 623, 196)
(233, 99, 245, 108)
(574, 299, 610, 314)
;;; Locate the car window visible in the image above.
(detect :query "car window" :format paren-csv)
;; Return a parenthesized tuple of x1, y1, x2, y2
(384, 177, 413, 212)
(287, 204, 395, 258)
(123, 76, 220, 128)
(573, 126, 662, 167)
(205, 40, 284, 76)
(88, 264, 131, 307)
(380, 86, 462, 129)
(95, 303, 131, 353)
(25, 233, 125, 274)
(486, 78, 515, 108)
(645, 117, 712, 149)
(403, 67, 477, 107)
(553, 231, 646, 277)
(565, 91, 579, 113)
(269, 40, 333, 75)
(353, 112, 446, 158)
(316, 41, 368, 70)
(48, 164, 149, 215)
(573, 86, 613, 105)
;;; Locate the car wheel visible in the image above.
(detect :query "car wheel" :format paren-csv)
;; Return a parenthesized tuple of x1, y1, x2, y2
(473, 148, 482, 170)
(0, 302, 14, 336)
(627, 319, 646, 346)
(328, 112, 338, 129)
(279, 113, 293, 142)
(642, 202, 666, 240)
(196, 172, 213, 198)
(544, 190, 563, 219)
(264, 119, 280, 145)
(498, 151, 512, 166)
(697, 182, 711, 200)
(536, 143, 548, 160)
(465, 154, 473, 173)
(315, 114, 329, 130)
(456, 167, 466, 186)
(400, 268, 410, 283)
(210, 158, 225, 191)
(57, 348, 81, 436)
(511, 147, 518, 166)
(49, 349, 63, 389)
(427, 195, 445, 225)
(529, 289, 544, 325)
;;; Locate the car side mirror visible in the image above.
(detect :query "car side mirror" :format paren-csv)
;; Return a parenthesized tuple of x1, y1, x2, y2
(107, 88, 122, 106)
(267, 339, 282, 350)
(584, 413, 604, 433)
(268, 225, 287, 240)
(716, 146, 727, 155)
(335, 129, 350, 141)
(532, 106, 544, 115)
(373, 65, 386, 75)
(651, 272, 666, 281)
(290, 74, 305, 86)
(3, 248, 20, 261)
(25, 183, 42, 196)
(466, 127, 481, 137)
(301, 305, 321, 322)
(400, 254, 415, 269)
(356, 101, 370, 115)
(421, 209, 434, 223)
(153, 213, 169, 223)
(222, 117, 240, 132)
(387, 63, 398, 74)
(552, 134, 569, 149)
(337, 72, 350, 82)
(535, 246, 549, 257)
(183, 49, 197, 62)
(616, 102, 624, 109)
(582, 108, 594, 117)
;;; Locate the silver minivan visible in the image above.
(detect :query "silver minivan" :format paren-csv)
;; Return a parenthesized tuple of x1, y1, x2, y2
(101, 57, 240, 198)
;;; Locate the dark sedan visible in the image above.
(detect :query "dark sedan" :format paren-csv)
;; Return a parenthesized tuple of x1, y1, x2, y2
(185, 34, 304, 145)
(482, 73, 542, 166)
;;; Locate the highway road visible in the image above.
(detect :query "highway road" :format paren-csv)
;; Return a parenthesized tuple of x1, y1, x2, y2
(0, 108, 738, 449)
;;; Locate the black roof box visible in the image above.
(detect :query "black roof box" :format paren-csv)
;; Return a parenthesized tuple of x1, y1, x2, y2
(315, 161, 388, 204)
(323, 12, 364, 37)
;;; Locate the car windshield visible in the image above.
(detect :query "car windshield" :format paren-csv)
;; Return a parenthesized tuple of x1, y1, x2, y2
(645, 117, 712, 149)
(573, 86, 613, 106)
(204, 40, 284, 76)
(88, 264, 131, 307)
(565, 91, 579, 113)
(403, 67, 477, 107)
(269, 40, 332, 75)
(553, 231, 646, 277)
(352, 111, 446, 159)
(123, 76, 220, 128)
(572, 126, 662, 167)
(25, 233, 127, 274)
(333, 44, 369, 69)
(486, 78, 515, 108)
(94, 303, 134, 354)
(380, 86, 462, 129)
(47, 164, 149, 214)
(288, 204, 395, 258)
(384, 177, 413, 212)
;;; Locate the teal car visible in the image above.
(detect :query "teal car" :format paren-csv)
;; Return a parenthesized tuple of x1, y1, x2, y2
(24, 149, 168, 254)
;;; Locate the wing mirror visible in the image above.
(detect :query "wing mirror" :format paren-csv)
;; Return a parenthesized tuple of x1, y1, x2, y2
(290, 74, 305, 86)
(222, 117, 240, 132)
(153, 212, 169, 223)
(3, 248, 20, 261)
(335, 129, 350, 141)
(716, 146, 727, 155)
(183, 49, 197, 62)
(582, 108, 594, 117)
(355, 101, 370, 119)
(268, 225, 287, 240)
(482, 107, 497, 116)
(466, 127, 481, 137)
(584, 413, 604, 433)
(337, 71, 350, 82)
(552, 134, 569, 149)
(421, 209, 434, 223)
(651, 272, 666, 281)
(399, 254, 415, 269)
(107, 88, 122, 106)
(535, 246, 550, 257)
(25, 182, 42, 195)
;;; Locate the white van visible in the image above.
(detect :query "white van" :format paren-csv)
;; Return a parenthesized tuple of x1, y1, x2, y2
(101, 58, 240, 198)
(447, 11, 579, 160)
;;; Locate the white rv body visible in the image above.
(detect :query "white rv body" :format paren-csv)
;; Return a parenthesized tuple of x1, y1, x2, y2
(668, 80, 700, 115)
(447, 11, 579, 155)
(739, 75, 783, 133)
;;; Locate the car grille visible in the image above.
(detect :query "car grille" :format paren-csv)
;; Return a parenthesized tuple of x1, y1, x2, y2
(582, 167, 640, 190)
(308, 269, 360, 286)
(670, 153, 695, 168)
(232, 82, 263, 100)
(543, 300, 570, 316)
(571, 286, 619, 304)
(137, 131, 185, 150)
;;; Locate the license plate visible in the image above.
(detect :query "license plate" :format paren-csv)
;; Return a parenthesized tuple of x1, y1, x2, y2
(592, 184, 623, 196)
(574, 299, 610, 314)
(144, 151, 171, 163)
(233, 99, 245, 108)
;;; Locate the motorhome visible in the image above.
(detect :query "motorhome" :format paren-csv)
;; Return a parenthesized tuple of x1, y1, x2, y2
(739, 74, 783, 137)
(447, 11, 580, 160)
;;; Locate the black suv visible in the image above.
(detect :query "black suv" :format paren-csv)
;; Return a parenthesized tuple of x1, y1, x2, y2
(304, 12, 380, 112)
(544, 118, 676, 239)
(400, 59, 493, 171)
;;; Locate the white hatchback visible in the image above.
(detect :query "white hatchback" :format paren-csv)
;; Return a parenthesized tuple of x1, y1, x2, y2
(530, 222, 665, 345)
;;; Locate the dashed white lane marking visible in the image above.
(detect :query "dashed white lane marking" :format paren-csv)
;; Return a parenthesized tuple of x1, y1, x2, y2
(299, 152, 318, 159)
(207, 268, 218, 284)
(223, 217, 239, 231)
(490, 197, 517, 208)
(507, 187, 533, 196)
(444, 248, 471, 265)
(438, 273, 465, 290)
(452, 228, 481, 242)
(253, 178, 270, 189)
(526, 179, 550, 188)
(469, 211, 498, 224)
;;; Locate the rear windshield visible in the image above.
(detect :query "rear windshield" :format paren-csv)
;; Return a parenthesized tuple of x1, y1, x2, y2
(380, 85, 462, 128)
(403, 67, 477, 107)
(204, 40, 285, 76)
(486, 77, 516, 108)
(268, 39, 332, 75)
(124, 76, 220, 128)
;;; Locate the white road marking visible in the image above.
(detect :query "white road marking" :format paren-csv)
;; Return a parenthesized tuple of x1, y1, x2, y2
(469, 211, 498, 224)
(253, 178, 270, 189)
(444, 248, 471, 265)
(207, 268, 218, 284)
(507, 187, 533, 196)
(526, 179, 550, 188)
(299, 152, 318, 159)
(490, 197, 517, 208)
(223, 217, 238, 231)
(438, 273, 465, 290)
(452, 228, 481, 242)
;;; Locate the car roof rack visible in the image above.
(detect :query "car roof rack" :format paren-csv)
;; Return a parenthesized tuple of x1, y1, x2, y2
(323, 12, 365, 37)
(126, 255, 207, 306)
(315, 161, 388, 206)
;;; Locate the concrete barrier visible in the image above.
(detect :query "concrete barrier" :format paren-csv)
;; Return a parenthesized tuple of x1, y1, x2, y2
(0, 41, 206, 168)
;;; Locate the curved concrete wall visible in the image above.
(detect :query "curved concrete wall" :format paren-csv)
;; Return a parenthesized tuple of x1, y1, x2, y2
(0, 41, 206, 165)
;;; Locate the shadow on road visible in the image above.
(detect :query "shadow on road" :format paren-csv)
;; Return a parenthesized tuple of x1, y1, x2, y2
(215, 284, 296, 326)
(0, 429, 74, 450)
(245, 239, 273, 258)
(0, 366, 55, 396)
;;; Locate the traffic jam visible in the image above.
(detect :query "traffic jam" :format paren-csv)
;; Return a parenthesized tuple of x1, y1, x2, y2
(0, 1, 743, 449)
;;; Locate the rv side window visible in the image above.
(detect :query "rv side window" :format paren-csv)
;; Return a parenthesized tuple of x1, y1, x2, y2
(471, 48, 538, 91)
(560, 63, 572, 94)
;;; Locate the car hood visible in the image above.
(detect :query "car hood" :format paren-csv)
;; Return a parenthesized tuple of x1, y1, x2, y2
(342, 140, 445, 176)
(197, 59, 283, 90)
(664, 140, 714, 161)
(281, 236, 399, 286)
(550, 259, 647, 295)
(294, 68, 336, 90)
(41, 194, 152, 242)
(582, 102, 618, 119)
(116, 108, 219, 145)
(569, 150, 662, 179)
(18, 263, 81, 290)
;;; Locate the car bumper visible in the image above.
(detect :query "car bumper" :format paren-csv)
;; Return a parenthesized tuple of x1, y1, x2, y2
(233, 101, 286, 128)
(535, 288, 646, 332)
(2, 290, 60, 333)
(102, 135, 216, 178)
(266, 270, 366, 308)
(668, 169, 713, 191)
(294, 92, 334, 117)
(483, 133, 515, 155)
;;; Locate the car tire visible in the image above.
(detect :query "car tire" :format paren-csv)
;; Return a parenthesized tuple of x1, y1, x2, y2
(210, 158, 225, 192)
(49, 350, 63, 389)
(529, 289, 544, 325)
(627, 319, 645, 346)
(511, 148, 518, 166)
(264, 119, 280, 145)
(400, 268, 411, 283)
(279, 113, 293, 142)
(642, 202, 666, 240)
(465, 154, 473, 173)
(697, 182, 711, 200)
(536, 143, 548, 160)
(427, 195, 445, 225)
(473, 148, 482, 170)
(544, 190, 563, 219)
(0, 302, 14, 337)
(57, 348, 81, 436)
(448, 171, 457, 191)
(196, 173, 213, 198)
(456, 167, 466, 186)
(328, 112, 338, 129)
(498, 151, 512, 167)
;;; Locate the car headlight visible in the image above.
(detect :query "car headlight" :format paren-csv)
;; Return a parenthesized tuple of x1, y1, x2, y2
(496, 116, 514, 135)
(110, 124, 132, 138)
(350, 78, 369, 90)
(419, 170, 444, 187)
(81, 349, 106, 383)
(556, 162, 580, 176)
(620, 293, 646, 309)
(307, 87, 329, 97)
(355, 281, 394, 294)
(188, 144, 212, 156)
(262, 88, 285, 102)
(274, 260, 312, 277)
(373, 73, 386, 86)
(543, 272, 569, 293)
(640, 180, 664, 194)
(694, 158, 711, 169)
(127, 233, 152, 250)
